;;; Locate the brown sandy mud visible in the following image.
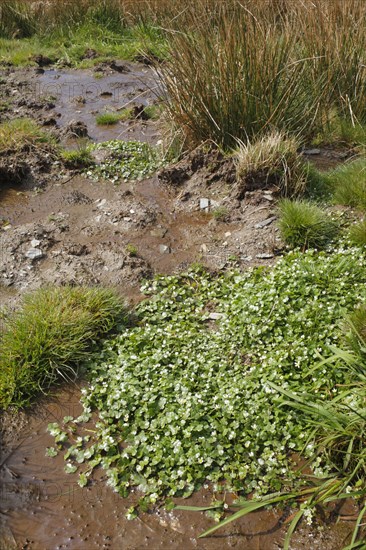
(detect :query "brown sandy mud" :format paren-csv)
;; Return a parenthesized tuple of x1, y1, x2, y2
(0, 63, 356, 549)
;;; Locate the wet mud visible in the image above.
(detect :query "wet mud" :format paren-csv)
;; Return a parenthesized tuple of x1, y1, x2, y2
(2, 63, 161, 145)
(0, 63, 359, 549)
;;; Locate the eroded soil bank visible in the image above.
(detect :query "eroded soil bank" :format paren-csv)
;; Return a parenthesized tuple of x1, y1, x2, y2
(0, 63, 355, 549)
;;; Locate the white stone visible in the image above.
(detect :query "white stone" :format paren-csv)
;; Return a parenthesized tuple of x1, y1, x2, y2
(25, 248, 44, 260)
(199, 198, 210, 210)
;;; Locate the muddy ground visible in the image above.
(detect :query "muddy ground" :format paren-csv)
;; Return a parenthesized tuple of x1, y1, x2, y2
(0, 63, 355, 549)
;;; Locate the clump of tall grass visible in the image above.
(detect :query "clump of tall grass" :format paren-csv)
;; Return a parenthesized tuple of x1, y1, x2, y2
(349, 220, 366, 247)
(0, 0, 126, 39)
(0, 1, 36, 38)
(159, 0, 366, 149)
(0, 286, 126, 409)
(326, 159, 366, 210)
(0, 118, 54, 152)
(235, 132, 307, 197)
(160, 4, 323, 150)
(278, 199, 339, 249)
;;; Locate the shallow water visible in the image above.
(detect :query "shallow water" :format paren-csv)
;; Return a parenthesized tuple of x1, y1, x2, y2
(36, 65, 161, 143)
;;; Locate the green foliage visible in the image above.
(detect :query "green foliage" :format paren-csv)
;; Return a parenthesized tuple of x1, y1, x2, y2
(95, 106, 158, 126)
(0, 117, 54, 152)
(95, 112, 122, 126)
(0, 0, 168, 67)
(0, 286, 126, 409)
(143, 105, 160, 121)
(126, 243, 138, 257)
(180, 300, 366, 549)
(349, 220, 366, 247)
(345, 304, 366, 361)
(304, 163, 333, 200)
(86, 140, 165, 183)
(60, 141, 94, 168)
(278, 199, 339, 249)
(212, 207, 228, 222)
(313, 118, 366, 148)
(327, 159, 366, 210)
(49, 247, 366, 508)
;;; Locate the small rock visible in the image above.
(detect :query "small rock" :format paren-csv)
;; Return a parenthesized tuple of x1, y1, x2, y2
(303, 148, 321, 155)
(31, 239, 41, 248)
(159, 244, 171, 254)
(150, 228, 167, 238)
(130, 209, 135, 214)
(225, 232, 232, 237)
(97, 199, 107, 209)
(256, 253, 274, 259)
(255, 216, 276, 229)
(199, 198, 210, 211)
(200, 244, 208, 253)
(263, 193, 274, 202)
(25, 248, 44, 260)
(123, 217, 132, 222)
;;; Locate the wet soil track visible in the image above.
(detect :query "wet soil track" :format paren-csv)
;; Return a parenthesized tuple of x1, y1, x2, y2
(0, 63, 357, 549)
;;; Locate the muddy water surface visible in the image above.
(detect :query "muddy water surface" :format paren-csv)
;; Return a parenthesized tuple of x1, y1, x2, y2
(37, 66, 161, 144)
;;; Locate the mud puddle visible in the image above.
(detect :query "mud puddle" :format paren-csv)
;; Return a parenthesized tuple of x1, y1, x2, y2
(38, 66, 160, 143)
(3, 62, 161, 145)
(0, 386, 354, 550)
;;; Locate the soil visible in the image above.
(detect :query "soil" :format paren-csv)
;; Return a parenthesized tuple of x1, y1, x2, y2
(0, 63, 358, 549)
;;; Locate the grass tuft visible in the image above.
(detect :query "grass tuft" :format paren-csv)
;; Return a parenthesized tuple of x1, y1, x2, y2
(212, 206, 229, 222)
(235, 132, 307, 197)
(278, 198, 339, 249)
(0, 117, 54, 152)
(0, 286, 126, 409)
(95, 112, 122, 126)
(326, 158, 366, 210)
(349, 220, 366, 247)
(60, 141, 94, 169)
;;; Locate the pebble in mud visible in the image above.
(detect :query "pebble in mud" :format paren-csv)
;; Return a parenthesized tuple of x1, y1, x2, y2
(25, 248, 43, 260)
(159, 244, 171, 254)
(199, 197, 210, 210)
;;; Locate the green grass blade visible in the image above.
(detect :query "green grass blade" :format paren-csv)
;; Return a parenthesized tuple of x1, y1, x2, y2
(284, 509, 304, 550)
